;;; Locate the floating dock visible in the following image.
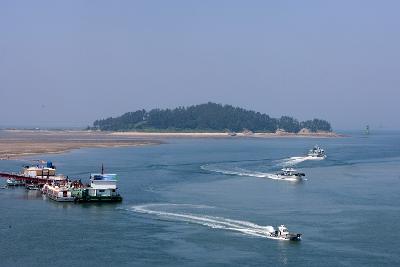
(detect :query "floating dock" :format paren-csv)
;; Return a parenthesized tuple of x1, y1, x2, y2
(0, 162, 122, 203)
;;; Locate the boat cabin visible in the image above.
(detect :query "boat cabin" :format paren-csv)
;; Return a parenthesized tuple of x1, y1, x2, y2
(23, 162, 56, 177)
(281, 168, 297, 176)
(308, 145, 325, 157)
(278, 225, 289, 236)
(88, 173, 119, 198)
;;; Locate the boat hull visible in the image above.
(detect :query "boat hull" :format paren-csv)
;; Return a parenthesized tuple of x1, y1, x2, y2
(267, 174, 303, 181)
(75, 195, 123, 203)
(307, 156, 326, 160)
(288, 233, 302, 241)
(47, 194, 76, 202)
(267, 233, 302, 241)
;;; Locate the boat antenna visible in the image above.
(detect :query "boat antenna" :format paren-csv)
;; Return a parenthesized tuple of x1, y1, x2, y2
(101, 164, 104, 174)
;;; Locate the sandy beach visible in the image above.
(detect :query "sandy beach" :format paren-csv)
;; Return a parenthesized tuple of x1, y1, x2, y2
(0, 129, 343, 160)
(0, 130, 162, 160)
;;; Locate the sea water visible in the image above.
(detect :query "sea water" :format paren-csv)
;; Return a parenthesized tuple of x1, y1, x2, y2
(0, 131, 399, 266)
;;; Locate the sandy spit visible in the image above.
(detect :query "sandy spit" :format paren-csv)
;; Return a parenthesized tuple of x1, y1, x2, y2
(0, 130, 162, 160)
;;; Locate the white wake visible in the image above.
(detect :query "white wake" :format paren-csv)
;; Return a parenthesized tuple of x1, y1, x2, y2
(129, 204, 275, 239)
(278, 156, 310, 167)
(200, 164, 304, 181)
(201, 164, 272, 178)
(277, 155, 324, 167)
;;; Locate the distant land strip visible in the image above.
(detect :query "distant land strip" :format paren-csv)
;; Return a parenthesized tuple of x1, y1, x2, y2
(109, 131, 343, 138)
(0, 130, 162, 160)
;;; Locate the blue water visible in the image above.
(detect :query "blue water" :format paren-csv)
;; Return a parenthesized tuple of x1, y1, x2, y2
(1, 132, 400, 266)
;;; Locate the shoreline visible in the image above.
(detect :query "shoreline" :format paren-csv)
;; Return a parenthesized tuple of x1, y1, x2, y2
(0, 129, 344, 160)
(109, 131, 344, 138)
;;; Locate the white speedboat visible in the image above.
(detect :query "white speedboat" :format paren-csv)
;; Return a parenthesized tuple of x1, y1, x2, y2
(6, 178, 25, 186)
(307, 145, 326, 159)
(266, 225, 302, 241)
(268, 168, 305, 181)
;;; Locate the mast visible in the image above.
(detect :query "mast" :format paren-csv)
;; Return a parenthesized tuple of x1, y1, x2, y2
(365, 125, 370, 135)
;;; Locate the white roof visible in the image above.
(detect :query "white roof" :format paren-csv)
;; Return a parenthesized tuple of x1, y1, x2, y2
(90, 184, 117, 190)
(26, 165, 55, 169)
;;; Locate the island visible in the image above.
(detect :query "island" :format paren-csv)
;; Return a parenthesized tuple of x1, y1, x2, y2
(90, 102, 334, 134)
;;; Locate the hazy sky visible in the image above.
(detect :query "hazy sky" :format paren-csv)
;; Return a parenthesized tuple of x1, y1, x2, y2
(0, 1, 399, 130)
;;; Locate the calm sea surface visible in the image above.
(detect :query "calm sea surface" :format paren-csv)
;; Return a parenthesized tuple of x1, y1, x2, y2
(1, 131, 400, 266)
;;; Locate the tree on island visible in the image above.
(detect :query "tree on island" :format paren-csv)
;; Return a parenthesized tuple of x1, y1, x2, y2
(92, 102, 332, 133)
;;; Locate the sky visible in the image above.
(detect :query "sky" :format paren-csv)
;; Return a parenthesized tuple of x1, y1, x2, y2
(0, 0, 399, 130)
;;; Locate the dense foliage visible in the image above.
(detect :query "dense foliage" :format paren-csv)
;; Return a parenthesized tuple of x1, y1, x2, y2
(92, 103, 332, 133)
(300, 119, 332, 132)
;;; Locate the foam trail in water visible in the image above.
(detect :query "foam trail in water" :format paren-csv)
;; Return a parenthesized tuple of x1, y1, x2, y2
(278, 156, 310, 167)
(277, 155, 325, 167)
(201, 164, 272, 178)
(130, 204, 275, 239)
(201, 164, 306, 182)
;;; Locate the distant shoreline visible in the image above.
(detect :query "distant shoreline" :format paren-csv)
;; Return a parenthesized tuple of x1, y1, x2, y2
(0, 129, 344, 160)
(4, 129, 345, 138)
(109, 130, 344, 138)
